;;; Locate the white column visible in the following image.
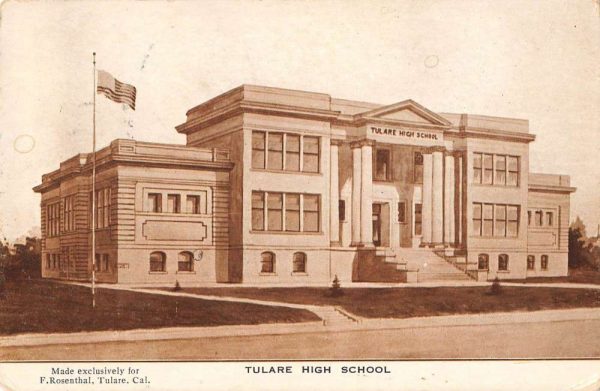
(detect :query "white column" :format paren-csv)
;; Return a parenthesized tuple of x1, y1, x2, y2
(444, 153, 455, 246)
(351, 144, 362, 246)
(456, 152, 463, 246)
(422, 152, 433, 245)
(432, 149, 444, 246)
(329, 140, 340, 245)
(360, 141, 374, 247)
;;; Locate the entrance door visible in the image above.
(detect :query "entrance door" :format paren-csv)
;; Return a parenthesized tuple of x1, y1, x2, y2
(372, 204, 382, 246)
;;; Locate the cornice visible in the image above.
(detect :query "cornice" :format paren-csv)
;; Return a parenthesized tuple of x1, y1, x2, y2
(528, 184, 577, 194)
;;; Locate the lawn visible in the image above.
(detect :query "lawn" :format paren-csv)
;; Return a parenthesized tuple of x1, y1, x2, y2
(0, 279, 319, 336)
(505, 267, 600, 285)
(181, 286, 600, 319)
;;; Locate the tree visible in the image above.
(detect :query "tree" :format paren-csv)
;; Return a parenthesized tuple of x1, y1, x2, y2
(569, 217, 593, 268)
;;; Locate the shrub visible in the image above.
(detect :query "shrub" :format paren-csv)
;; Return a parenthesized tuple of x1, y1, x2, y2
(329, 275, 344, 297)
(489, 277, 502, 295)
(172, 280, 182, 292)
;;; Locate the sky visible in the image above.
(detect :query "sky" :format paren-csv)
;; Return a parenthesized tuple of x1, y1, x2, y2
(0, 0, 598, 241)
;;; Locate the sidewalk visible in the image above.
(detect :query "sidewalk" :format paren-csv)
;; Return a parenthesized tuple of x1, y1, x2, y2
(2, 280, 600, 348)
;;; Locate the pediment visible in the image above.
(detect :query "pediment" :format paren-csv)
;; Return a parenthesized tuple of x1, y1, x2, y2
(357, 99, 451, 126)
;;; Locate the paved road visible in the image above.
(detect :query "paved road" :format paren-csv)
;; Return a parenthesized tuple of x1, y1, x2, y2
(4, 318, 600, 360)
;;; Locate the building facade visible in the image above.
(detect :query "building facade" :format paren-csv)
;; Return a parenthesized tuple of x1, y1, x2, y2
(34, 85, 576, 285)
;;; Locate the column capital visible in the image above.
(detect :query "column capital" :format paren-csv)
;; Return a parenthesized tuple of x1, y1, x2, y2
(425, 146, 446, 154)
(330, 138, 345, 146)
(350, 139, 376, 149)
(447, 150, 465, 158)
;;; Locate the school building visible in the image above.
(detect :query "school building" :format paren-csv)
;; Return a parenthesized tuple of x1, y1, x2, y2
(33, 85, 576, 285)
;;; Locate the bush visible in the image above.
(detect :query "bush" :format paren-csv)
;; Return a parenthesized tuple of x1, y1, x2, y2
(172, 280, 182, 292)
(489, 277, 502, 295)
(328, 275, 344, 297)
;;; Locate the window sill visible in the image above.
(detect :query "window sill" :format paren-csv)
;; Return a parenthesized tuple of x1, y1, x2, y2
(477, 269, 489, 272)
(149, 271, 168, 274)
(250, 230, 323, 235)
(250, 168, 322, 176)
(497, 270, 510, 273)
(469, 235, 519, 239)
(471, 183, 520, 189)
(292, 272, 308, 276)
(176, 271, 196, 274)
(259, 272, 277, 276)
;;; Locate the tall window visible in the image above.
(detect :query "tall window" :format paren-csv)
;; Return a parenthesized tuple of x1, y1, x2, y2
(495, 155, 506, 185)
(285, 134, 300, 171)
(93, 188, 111, 228)
(148, 193, 162, 213)
(252, 131, 266, 169)
(101, 254, 109, 272)
(186, 195, 201, 214)
(47, 202, 60, 237)
(252, 131, 320, 173)
(414, 203, 422, 235)
(527, 255, 535, 270)
(339, 200, 346, 222)
(303, 194, 320, 232)
(473, 203, 519, 237)
(507, 156, 519, 186)
(483, 154, 494, 184)
(528, 211, 532, 226)
(285, 194, 300, 232)
(414, 152, 424, 184)
(541, 255, 548, 270)
(374, 149, 390, 181)
(303, 136, 320, 173)
(498, 254, 509, 271)
(546, 212, 553, 227)
(473, 153, 482, 184)
(267, 133, 284, 170)
(535, 210, 543, 226)
(261, 252, 275, 273)
(267, 193, 283, 231)
(293, 252, 307, 273)
(46, 254, 51, 269)
(150, 251, 166, 272)
(252, 192, 265, 231)
(63, 195, 75, 232)
(178, 251, 194, 272)
(94, 253, 100, 272)
(398, 202, 406, 223)
(478, 254, 489, 270)
(167, 194, 181, 213)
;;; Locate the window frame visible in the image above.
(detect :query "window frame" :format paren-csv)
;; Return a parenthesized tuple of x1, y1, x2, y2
(292, 252, 307, 274)
(149, 251, 167, 273)
(339, 200, 346, 222)
(413, 152, 424, 184)
(148, 193, 162, 213)
(478, 254, 489, 270)
(63, 195, 75, 232)
(178, 251, 194, 272)
(498, 254, 509, 271)
(260, 251, 275, 274)
(398, 201, 407, 223)
(252, 191, 321, 234)
(414, 203, 423, 235)
(527, 255, 535, 270)
(167, 194, 181, 214)
(252, 130, 321, 174)
(374, 148, 391, 181)
(541, 255, 549, 270)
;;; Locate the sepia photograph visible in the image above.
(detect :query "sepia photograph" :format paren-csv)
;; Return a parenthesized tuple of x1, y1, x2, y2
(0, 0, 599, 389)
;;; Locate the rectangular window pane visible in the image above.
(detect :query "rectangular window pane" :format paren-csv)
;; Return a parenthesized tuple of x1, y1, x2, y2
(414, 152, 424, 184)
(285, 194, 300, 231)
(473, 220, 482, 236)
(186, 195, 200, 214)
(483, 154, 493, 184)
(473, 153, 482, 169)
(285, 134, 300, 171)
(267, 133, 283, 170)
(507, 172, 518, 186)
(267, 193, 283, 231)
(251, 192, 264, 231)
(339, 200, 346, 222)
(507, 222, 518, 236)
(303, 194, 320, 232)
(508, 206, 519, 221)
(375, 149, 390, 181)
(252, 131, 265, 169)
(547, 212, 553, 226)
(507, 156, 519, 171)
(148, 193, 161, 213)
(302, 136, 319, 173)
(167, 194, 180, 213)
(483, 204, 493, 236)
(495, 155, 506, 185)
(398, 202, 406, 223)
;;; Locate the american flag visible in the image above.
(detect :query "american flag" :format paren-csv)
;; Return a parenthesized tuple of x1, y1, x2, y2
(96, 70, 137, 110)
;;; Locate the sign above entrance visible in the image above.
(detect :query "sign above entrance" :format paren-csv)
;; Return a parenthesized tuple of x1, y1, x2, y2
(367, 125, 444, 146)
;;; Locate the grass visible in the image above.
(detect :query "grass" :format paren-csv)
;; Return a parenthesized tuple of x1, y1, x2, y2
(505, 266, 600, 285)
(180, 286, 600, 319)
(0, 279, 319, 336)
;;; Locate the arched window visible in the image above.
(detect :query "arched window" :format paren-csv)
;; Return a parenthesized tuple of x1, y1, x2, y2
(527, 255, 535, 270)
(478, 254, 489, 270)
(498, 254, 509, 271)
(293, 252, 307, 273)
(150, 251, 166, 272)
(178, 251, 194, 272)
(541, 255, 549, 270)
(261, 252, 275, 273)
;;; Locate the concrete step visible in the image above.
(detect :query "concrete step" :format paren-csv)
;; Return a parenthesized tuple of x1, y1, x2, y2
(418, 272, 472, 282)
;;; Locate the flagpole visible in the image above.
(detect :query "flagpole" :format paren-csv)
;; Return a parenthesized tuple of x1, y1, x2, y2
(91, 52, 97, 309)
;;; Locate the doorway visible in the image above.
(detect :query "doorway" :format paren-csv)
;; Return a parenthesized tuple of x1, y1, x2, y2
(372, 204, 382, 246)
(372, 203, 390, 247)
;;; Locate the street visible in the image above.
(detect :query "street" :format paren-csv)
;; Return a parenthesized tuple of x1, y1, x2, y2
(3, 318, 600, 360)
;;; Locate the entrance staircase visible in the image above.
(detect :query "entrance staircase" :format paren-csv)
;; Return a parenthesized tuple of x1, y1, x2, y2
(353, 247, 473, 283)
